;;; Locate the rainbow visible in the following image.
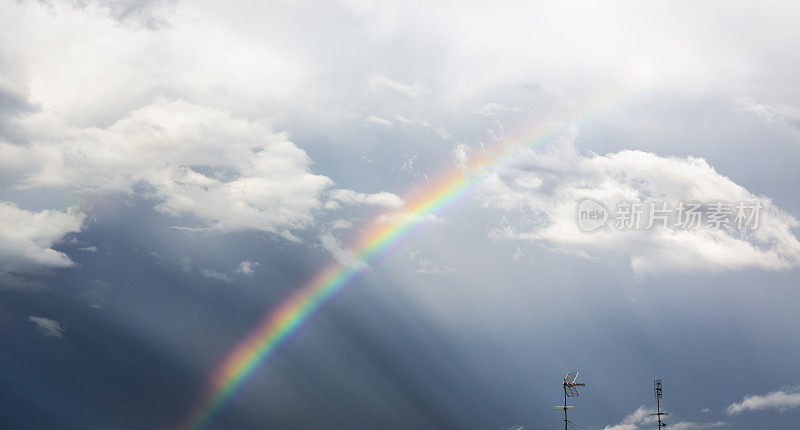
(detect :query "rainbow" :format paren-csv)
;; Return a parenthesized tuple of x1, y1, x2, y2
(177, 87, 631, 429)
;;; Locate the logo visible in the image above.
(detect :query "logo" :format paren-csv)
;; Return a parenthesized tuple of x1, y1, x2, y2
(577, 199, 609, 232)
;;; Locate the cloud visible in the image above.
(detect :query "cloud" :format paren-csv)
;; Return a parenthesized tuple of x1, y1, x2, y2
(365, 115, 393, 128)
(179, 256, 193, 273)
(452, 143, 469, 170)
(604, 406, 725, 430)
(736, 97, 800, 133)
(375, 212, 442, 226)
(329, 189, 404, 209)
(401, 155, 417, 172)
(28, 315, 66, 338)
(669, 422, 726, 430)
(1, 1, 390, 242)
(368, 75, 430, 98)
(480, 135, 800, 277)
(726, 388, 800, 415)
(474, 102, 523, 116)
(199, 268, 233, 283)
(58, 0, 177, 29)
(0, 202, 83, 274)
(324, 200, 342, 210)
(3, 99, 332, 241)
(414, 258, 454, 275)
(319, 233, 368, 270)
(603, 406, 657, 430)
(393, 115, 450, 139)
(77, 279, 113, 309)
(328, 219, 354, 230)
(237, 260, 260, 277)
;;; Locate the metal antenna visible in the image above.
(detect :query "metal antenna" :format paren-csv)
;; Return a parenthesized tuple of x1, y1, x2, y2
(649, 379, 669, 429)
(554, 371, 586, 430)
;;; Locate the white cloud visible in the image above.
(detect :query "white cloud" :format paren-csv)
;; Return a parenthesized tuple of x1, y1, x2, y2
(736, 97, 800, 132)
(329, 219, 354, 230)
(414, 258, 454, 275)
(329, 189, 404, 209)
(324, 200, 342, 210)
(62, 0, 176, 29)
(237, 260, 260, 277)
(604, 406, 725, 430)
(375, 212, 443, 226)
(199, 268, 233, 283)
(480, 136, 800, 277)
(474, 102, 523, 116)
(669, 422, 726, 430)
(394, 115, 450, 139)
(0, 202, 83, 274)
(0, 1, 377, 243)
(28, 315, 66, 338)
(319, 232, 368, 270)
(401, 155, 417, 172)
(604, 406, 657, 430)
(3, 99, 332, 241)
(726, 388, 800, 414)
(365, 115, 393, 128)
(368, 75, 430, 98)
(452, 143, 469, 170)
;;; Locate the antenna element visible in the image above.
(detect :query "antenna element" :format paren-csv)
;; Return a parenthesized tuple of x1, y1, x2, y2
(555, 371, 586, 430)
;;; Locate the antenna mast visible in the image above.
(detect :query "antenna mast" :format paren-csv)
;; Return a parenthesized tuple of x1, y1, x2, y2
(554, 371, 585, 430)
(650, 379, 669, 429)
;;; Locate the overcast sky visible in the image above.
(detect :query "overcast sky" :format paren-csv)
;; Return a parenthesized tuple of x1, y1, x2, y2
(2, 1, 800, 429)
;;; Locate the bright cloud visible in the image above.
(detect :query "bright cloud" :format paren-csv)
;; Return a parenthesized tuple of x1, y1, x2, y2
(481, 134, 800, 276)
(319, 232, 368, 270)
(0, 202, 83, 274)
(237, 261, 260, 277)
(329, 189, 404, 209)
(736, 97, 800, 133)
(0, 1, 399, 250)
(2, 99, 333, 241)
(368, 75, 430, 98)
(726, 388, 800, 414)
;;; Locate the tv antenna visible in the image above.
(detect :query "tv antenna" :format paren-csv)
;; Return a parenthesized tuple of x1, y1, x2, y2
(554, 371, 585, 430)
(650, 379, 669, 429)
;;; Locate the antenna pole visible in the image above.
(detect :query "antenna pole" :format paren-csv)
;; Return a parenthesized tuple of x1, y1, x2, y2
(659, 393, 662, 429)
(652, 379, 666, 430)
(657, 391, 661, 430)
(564, 388, 568, 430)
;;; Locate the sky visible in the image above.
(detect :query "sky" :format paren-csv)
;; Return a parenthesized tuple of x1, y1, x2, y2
(1, 0, 800, 429)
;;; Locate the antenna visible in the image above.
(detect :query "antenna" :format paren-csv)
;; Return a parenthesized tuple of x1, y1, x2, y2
(554, 371, 586, 430)
(649, 379, 669, 429)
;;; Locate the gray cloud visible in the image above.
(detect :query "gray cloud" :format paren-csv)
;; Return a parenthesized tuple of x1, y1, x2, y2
(198, 268, 233, 283)
(28, 315, 66, 338)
